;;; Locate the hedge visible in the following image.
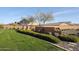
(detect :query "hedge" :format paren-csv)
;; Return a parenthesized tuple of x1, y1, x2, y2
(58, 35, 79, 42)
(17, 30, 61, 43)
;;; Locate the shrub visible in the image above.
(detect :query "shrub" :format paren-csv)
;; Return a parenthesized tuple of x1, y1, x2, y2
(17, 30, 61, 43)
(59, 35, 79, 42)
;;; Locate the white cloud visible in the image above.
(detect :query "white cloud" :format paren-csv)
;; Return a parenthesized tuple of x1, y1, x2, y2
(54, 8, 79, 16)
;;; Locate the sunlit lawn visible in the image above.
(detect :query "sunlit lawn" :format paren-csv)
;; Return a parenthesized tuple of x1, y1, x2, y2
(0, 29, 64, 51)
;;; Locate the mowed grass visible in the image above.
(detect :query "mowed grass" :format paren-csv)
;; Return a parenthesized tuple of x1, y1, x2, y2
(0, 29, 64, 51)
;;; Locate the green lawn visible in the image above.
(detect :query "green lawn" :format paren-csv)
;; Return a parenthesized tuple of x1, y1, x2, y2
(0, 29, 64, 51)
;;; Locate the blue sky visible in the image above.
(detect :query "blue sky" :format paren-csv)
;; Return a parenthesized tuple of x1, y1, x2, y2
(0, 7, 79, 24)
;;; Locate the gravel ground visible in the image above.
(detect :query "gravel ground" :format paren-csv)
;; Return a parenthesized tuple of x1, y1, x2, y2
(57, 41, 79, 51)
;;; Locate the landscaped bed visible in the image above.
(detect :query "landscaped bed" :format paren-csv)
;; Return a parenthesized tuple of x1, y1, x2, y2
(16, 29, 79, 51)
(17, 30, 61, 43)
(58, 35, 79, 43)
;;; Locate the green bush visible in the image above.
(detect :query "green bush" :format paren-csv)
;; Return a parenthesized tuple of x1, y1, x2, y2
(17, 30, 61, 43)
(59, 35, 79, 42)
(39, 33, 61, 43)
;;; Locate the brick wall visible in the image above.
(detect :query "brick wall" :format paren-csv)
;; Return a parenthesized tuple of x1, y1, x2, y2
(35, 27, 57, 33)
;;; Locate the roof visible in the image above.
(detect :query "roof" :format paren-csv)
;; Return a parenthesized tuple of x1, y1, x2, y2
(71, 24, 79, 26)
(41, 22, 79, 26)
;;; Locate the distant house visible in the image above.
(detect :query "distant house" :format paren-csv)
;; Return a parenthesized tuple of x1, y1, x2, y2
(3, 21, 79, 35)
(3, 24, 23, 30)
(35, 22, 79, 35)
(3, 22, 38, 30)
(19, 22, 38, 30)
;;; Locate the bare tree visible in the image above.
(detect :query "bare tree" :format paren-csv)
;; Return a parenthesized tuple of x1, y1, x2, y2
(19, 16, 35, 25)
(19, 18, 29, 24)
(27, 16, 35, 25)
(19, 12, 53, 26)
(35, 12, 54, 26)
